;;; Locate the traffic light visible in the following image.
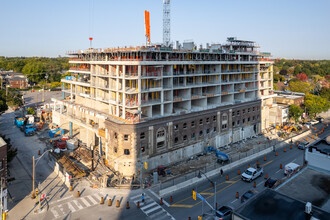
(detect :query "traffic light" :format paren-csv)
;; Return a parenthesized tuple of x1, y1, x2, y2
(144, 162, 148, 170)
(192, 190, 196, 200)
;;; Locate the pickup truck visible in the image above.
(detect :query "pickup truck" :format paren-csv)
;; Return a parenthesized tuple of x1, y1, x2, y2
(241, 167, 263, 182)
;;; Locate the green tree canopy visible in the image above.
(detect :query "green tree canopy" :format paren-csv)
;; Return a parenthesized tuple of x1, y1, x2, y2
(289, 81, 312, 94)
(289, 105, 303, 124)
(305, 94, 330, 119)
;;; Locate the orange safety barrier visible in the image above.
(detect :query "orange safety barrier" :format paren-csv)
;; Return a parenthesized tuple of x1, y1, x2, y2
(116, 200, 120, 208)
(77, 191, 80, 197)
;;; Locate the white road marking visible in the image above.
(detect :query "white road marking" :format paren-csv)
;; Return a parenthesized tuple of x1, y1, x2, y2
(50, 208, 59, 218)
(86, 195, 99, 205)
(73, 200, 84, 209)
(67, 202, 77, 212)
(130, 194, 142, 201)
(49, 195, 73, 205)
(148, 189, 170, 207)
(80, 197, 91, 207)
(291, 159, 296, 163)
(141, 202, 157, 211)
(231, 199, 238, 204)
(257, 181, 264, 186)
(145, 205, 162, 215)
(276, 169, 281, 173)
(58, 204, 65, 214)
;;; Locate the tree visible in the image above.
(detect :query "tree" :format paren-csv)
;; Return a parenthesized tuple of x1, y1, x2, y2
(289, 105, 303, 124)
(279, 69, 288, 75)
(305, 94, 330, 119)
(26, 107, 35, 115)
(289, 81, 312, 94)
(319, 87, 330, 101)
(273, 74, 285, 83)
(296, 73, 308, 82)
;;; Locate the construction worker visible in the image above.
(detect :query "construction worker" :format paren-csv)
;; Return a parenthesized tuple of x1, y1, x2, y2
(220, 169, 223, 177)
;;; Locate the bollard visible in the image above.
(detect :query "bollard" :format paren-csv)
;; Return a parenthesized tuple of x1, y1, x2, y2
(314, 127, 317, 131)
(264, 156, 267, 161)
(216, 202, 218, 209)
(316, 133, 318, 137)
(253, 182, 256, 188)
(198, 216, 202, 220)
(226, 175, 229, 181)
(126, 201, 130, 209)
(170, 196, 173, 203)
(160, 198, 163, 205)
(101, 197, 104, 204)
(297, 142, 299, 146)
(109, 199, 112, 206)
(3, 213, 6, 220)
(284, 148, 286, 152)
(280, 164, 282, 169)
(248, 164, 250, 168)
(70, 185, 73, 191)
(257, 161, 259, 166)
(137, 201, 140, 208)
(290, 145, 292, 149)
(116, 200, 120, 208)
(312, 135, 313, 139)
(236, 192, 239, 199)
(265, 174, 268, 179)
(275, 152, 278, 156)
(38, 150, 41, 155)
(77, 191, 80, 197)
(238, 169, 240, 175)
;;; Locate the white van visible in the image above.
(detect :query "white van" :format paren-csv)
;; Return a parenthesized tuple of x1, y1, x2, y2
(284, 163, 300, 175)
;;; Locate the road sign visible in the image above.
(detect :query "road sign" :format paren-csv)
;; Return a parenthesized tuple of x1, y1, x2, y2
(197, 193, 206, 202)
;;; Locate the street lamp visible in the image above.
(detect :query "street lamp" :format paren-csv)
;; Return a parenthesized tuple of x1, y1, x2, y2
(197, 170, 216, 215)
(32, 149, 53, 198)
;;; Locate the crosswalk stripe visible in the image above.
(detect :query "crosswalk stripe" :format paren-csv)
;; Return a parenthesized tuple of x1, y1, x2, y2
(149, 211, 165, 219)
(73, 200, 84, 209)
(145, 205, 162, 215)
(86, 195, 98, 205)
(80, 197, 91, 207)
(130, 194, 142, 200)
(141, 202, 157, 211)
(67, 202, 77, 212)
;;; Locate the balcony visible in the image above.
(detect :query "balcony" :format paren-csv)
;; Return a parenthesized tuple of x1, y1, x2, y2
(141, 99, 161, 106)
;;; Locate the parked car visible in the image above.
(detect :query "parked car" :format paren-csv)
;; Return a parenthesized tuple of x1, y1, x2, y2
(298, 140, 309, 150)
(310, 120, 319, 125)
(284, 162, 300, 176)
(241, 167, 263, 182)
(215, 205, 233, 220)
(316, 117, 324, 123)
(241, 190, 258, 203)
(264, 178, 277, 188)
(304, 122, 311, 129)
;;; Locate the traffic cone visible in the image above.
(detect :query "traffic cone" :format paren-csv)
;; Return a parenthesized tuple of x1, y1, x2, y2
(275, 152, 278, 156)
(236, 192, 239, 199)
(290, 145, 292, 149)
(284, 148, 286, 152)
(108, 199, 112, 206)
(137, 201, 140, 208)
(116, 200, 120, 208)
(226, 175, 229, 181)
(265, 174, 268, 179)
(126, 201, 130, 209)
(170, 196, 173, 203)
(264, 156, 267, 161)
(101, 197, 104, 204)
(253, 182, 256, 188)
(38, 150, 41, 155)
(160, 198, 163, 205)
(238, 169, 240, 175)
(280, 164, 282, 169)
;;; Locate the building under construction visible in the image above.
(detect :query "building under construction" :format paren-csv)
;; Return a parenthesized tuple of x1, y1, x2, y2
(51, 37, 274, 179)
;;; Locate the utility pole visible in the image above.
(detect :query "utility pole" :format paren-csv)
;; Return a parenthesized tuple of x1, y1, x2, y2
(1, 178, 3, 220)
(140, 143, 143, 189)
(32, 156, 35, 198)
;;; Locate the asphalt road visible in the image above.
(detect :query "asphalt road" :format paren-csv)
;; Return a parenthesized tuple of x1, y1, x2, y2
(151, 122, 330, 220)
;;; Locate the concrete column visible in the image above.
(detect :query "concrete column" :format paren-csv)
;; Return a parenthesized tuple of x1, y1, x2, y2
(69, 121, 72, 137)
(217, 111, 221, 133)
(138, 65, 142, 111)
(116, 65, 120, 117)
(62, 82, 65, 100)
(70, 84, 73, 101)
(122, 65, 126, 119)
(168, 122, 173, 148)
(229, 109, 233, 143)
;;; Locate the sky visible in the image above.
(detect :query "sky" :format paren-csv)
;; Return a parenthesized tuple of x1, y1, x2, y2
(0, 0, 330, 59)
